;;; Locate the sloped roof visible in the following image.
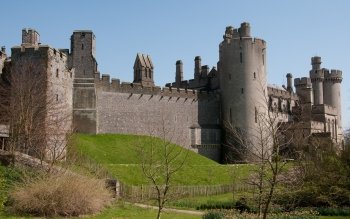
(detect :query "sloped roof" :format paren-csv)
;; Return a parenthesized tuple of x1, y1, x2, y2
(134, 53, 153, 69)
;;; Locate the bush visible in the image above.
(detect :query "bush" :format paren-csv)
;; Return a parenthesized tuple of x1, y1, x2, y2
(202, 210, 225, 219)
(9, 173, 112, 217)
(316, 207, 350, 216)
(197, 201, 236, 210)
(0, 172, 6, 211)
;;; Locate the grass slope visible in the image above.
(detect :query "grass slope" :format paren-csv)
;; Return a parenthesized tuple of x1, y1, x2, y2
(74, 134, 252, 185)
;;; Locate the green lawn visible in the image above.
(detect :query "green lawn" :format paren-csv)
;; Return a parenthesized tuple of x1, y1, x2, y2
(73, 134, 253, 185)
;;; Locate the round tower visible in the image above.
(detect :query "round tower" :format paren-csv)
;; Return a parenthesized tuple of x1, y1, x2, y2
(175, 60, 183, 86)
(309, 56, 324, 105)
(286, 73, 293, 92)
(219, 22, 268, 161)
(324, 69, 343, 127)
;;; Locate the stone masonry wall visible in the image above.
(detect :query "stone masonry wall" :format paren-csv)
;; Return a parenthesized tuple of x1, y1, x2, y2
(96, 87, 222, 161)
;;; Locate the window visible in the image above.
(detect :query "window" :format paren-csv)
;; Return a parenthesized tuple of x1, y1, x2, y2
(253, 72, 256, 79)
(56, 69, 59, 78)
(70, 72, 72, 78)
(241, 88, 244, 94)
(262, 54, 264, 65)
(56, 94, 58, 102)
(240, 52, 243, 63)
(81, 43, 84, 50)
(255, 107, 258, 123)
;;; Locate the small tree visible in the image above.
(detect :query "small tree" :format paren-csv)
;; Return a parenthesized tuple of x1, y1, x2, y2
(137, 121, 188, 219)
(0, 59, 72, 169)
(224, 106, 293, 219)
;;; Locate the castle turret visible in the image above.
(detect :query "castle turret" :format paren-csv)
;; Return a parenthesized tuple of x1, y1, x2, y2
(70, 30, 98, 133)
(22, 28, 40, 46)
(286, 73, 293, 92)
(194, 56, 201, 80)
(294, 77, 313, 104)
(219, 22, 268, 161)
(133, 53, 155, 87)
(324, 69, 343, 127)
(175, 60, 183, 87)
(309, 56, 324, 105)
(70, 30, 97, 78)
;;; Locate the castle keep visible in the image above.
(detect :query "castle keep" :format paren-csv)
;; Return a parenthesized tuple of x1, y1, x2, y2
(0, 23, 343, 162)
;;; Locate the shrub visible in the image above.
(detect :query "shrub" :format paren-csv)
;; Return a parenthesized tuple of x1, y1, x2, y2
(9, 173, 112, 217)
(316, 207, 350, 216)
(197, 201, 236, 210)
(0, 172, 6, 211)
(203, 210, 225, 219)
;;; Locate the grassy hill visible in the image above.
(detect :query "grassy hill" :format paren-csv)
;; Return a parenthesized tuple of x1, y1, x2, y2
(73, 134, 252, 185)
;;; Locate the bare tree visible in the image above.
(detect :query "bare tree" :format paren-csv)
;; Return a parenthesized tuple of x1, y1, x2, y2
(137, 119, 188, 219)
(0, 59, 72, 169)
(224, 102, 293, 219)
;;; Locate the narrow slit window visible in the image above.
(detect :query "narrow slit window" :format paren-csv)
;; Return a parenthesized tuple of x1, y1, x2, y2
(56, 94, 59, 102)
(253, 72, 256, 79)
(241, 88, 244, 94)
(56, 69, 59, 78)
(255, 107, 258, 123)
(262, 54, 265, 65)
(81, 43, 84, 50)
(240, 52, 243, 63)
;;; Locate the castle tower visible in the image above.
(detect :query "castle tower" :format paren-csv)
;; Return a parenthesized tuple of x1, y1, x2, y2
(324, 69, 343, 127)
(70, 31, 97, 78)
(309, 56, 324, 105)
(22, 28, 40, 46)
(286, 73, 293, 92)
(70, 30, 98, 133)
(175, 60, 183, 87)
(194, 56, 201, 80)
(133, 53, 155, 87)
(219, 22, 268, 161)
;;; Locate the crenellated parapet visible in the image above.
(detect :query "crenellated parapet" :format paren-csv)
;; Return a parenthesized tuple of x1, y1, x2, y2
(94, 73, 218, 100)
(294, 77, 312, 88)
(325, 69, 342, 83)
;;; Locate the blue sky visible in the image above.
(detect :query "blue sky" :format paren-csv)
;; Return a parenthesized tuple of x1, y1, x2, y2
(2, 0, 350, 128)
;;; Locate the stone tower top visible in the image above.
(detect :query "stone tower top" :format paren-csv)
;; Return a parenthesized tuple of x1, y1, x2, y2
(311, 56, 322, 70)
(238, 22, 251, 37)
(22, 28, 40, 46)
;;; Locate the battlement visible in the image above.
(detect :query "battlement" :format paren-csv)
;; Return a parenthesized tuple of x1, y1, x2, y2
(324, 69, 342, 82)
(267, 85, 298, 99)
(95, 73, 217, 99)
(22, 28, 40, 46)
(294, 77, 311, 87)
(11, 45, 68, 60)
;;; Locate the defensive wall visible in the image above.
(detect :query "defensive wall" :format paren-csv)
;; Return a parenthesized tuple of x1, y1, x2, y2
(94, 73, 222, 162)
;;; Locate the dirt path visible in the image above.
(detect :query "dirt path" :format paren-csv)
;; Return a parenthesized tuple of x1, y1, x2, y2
(132, 202, 205, 216)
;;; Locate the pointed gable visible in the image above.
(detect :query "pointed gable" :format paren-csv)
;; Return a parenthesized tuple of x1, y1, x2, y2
(134, 53, 153, 70)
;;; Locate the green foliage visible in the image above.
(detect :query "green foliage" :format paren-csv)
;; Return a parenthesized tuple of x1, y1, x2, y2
(197, 201, 236, 210)
(316, 207, 350, 216)
(202, 211, 225, 219)
(0, 170, 5, 211)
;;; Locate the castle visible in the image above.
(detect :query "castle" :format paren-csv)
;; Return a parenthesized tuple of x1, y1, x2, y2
(0, 22, 343, 162)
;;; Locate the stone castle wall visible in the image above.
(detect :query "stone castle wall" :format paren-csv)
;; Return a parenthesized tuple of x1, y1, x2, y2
(95, 75, 222, 161)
